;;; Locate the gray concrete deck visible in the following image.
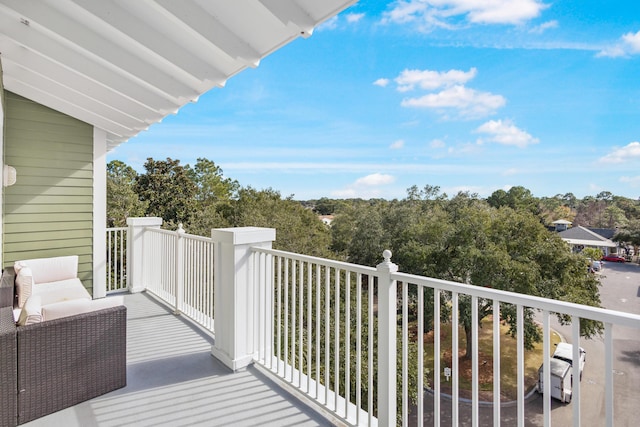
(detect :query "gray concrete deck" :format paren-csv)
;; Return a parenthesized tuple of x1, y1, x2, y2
(24, 292, 331, 427)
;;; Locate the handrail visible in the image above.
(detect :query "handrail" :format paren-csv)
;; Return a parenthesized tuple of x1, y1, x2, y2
(252, 247, 377, 276)
(394, 271, 640, 327)
(250, 246, 640, 427)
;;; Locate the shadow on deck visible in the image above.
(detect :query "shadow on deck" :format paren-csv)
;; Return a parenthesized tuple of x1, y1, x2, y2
(23, 292, 330, 427)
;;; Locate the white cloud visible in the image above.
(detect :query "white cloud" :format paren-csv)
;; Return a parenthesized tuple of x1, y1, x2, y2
(430, 139, 446, 148)
(475, 119, 539, 148)
(374, 78, 390, 87)
(318, 16, 338, 30)
(382, 0, 549, 30)
(620, 176, 640, 187)
(346, 13, 365, 23)
(597, 30, 640, 57)
(395, 68, 477, 92)
(390, 139, 405, 149)
(402, 85, 506, 118)
(529, 20, 558, 34)
(599, 142, 640, 163)
(332, 173, 396, 198)
(503, 168, 519, 176)
(622, 30, 640, 52)
(355, 173, 396, 186)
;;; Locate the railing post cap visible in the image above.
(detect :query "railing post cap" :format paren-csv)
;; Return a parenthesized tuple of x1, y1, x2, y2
(377, 249, 398, 272)
(177, 223, 186, 234)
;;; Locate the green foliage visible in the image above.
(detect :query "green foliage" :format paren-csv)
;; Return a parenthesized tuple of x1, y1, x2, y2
(107, 160, 147, 227)
(582, 247, 603, 261)
(135, 158, 197, 227)
(328, 186, 604, 357)
(185, 158, 239, 203)
(487, 186, 539, 215)
(222, 187, 332, 257)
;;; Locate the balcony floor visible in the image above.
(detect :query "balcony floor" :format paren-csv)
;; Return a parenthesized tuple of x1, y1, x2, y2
(23, 292, 331, 427)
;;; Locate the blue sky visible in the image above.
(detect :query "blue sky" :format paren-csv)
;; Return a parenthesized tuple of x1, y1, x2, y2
(108, 0, 640, 200)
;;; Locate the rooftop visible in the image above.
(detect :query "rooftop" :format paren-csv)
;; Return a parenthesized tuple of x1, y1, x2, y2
(23, 292, 330, 427)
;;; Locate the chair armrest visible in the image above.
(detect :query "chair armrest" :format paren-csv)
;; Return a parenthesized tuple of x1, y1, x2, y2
(1, 267, 16, 309)
(16, 305, 127, 424)
(1, 306, 17, 426)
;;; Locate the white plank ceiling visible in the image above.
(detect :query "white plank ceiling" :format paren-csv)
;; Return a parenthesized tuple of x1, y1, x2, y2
(0, 0, 356, 149)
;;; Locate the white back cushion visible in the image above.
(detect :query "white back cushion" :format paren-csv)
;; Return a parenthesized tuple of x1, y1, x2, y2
(15, 255, 79, 284)
(41, 296, 124, 321)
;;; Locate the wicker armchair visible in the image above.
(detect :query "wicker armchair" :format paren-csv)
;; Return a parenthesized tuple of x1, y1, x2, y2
(1, 268, 126, 426)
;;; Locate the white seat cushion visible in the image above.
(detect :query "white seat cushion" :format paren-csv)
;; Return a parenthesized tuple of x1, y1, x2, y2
(32, 278, 91, 306)
(41, 296, 124, 322)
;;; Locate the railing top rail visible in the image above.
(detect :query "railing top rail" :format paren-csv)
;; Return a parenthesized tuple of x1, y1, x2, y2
(252, 247, 378, 275)
(182, 233, 213, 243)
(394, 271, 640, 328)
(145, 227, 176, 236)
(144, 226, 212, 243)
(106, 227, 127, 231)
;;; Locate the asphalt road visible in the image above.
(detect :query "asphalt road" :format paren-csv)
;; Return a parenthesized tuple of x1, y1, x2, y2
(545, 261, 640, 427)
(411, 261, 640, 426)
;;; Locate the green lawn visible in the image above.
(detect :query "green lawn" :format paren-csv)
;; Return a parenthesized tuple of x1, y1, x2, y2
(419, 316, 561, 400)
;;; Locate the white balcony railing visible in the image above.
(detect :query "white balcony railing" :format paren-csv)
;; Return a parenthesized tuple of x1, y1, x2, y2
(142, 225, 215, 332)
(106, 227, 127, 293)
(122, 221, 640, 427)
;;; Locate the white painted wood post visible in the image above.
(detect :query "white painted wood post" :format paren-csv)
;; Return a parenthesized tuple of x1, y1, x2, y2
(126, 217, 162, 293)
(377, 249, 398, 426)
(211, 227, 276, 371)
(174, 223, 186, 315)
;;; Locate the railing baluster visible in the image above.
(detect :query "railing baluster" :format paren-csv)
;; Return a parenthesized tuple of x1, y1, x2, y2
(284, 258, 290, 380)
(493, 299, 501, 426)
(277, 256, 282, 375)
(307, 261, 312, 395)
(325, 265, 331, 406)
(452, 292, 459, 426)
(356, 272, 362, 426)
(418, 284, 424, 427)
(472, 295, 479, 427)
(434, 288, 441, 427)
(335, 268, 340, 412)
(517, 304, 524, 427)
(402, 281, 408, 427)
(542, 310, 551, 427)
(572, 316, 581, 425)
(367, 274, 374, 427)
(605, 322, 613, 427)
(316, 263, 321, 400)
(299, 261, 304, 388)
(291, 260, 297, 384)
(345, 270, 351, 420)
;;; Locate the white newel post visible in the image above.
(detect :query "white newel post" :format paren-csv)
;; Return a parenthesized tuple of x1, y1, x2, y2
(377, 249, 398, 427)
(127, 217, 163, 293)
(211, 227, 276, 371)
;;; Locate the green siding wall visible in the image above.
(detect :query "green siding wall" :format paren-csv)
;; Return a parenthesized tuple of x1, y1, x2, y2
(3, 91, 94, 291)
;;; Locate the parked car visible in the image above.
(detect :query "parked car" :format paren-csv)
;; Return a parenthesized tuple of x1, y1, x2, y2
(602, 254, 625, 263)
(553, 342, 586, 380)
(590, 260, 602, 272)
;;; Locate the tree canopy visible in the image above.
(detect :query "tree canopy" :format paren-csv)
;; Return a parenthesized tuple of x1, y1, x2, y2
(109, 158, 628, 355)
